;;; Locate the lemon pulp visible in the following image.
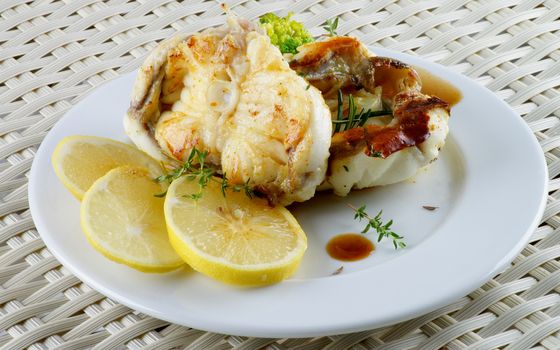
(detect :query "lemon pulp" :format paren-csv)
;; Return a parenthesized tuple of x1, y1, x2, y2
(81, 166, 183, 272)
(52, 135, 162, 199)
(165, 177, 307, 286)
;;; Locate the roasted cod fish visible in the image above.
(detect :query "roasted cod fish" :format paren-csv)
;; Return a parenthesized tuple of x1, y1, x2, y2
(290, 36, 451, 196)
(126, 15, 451, 203)
(125, 17, 332, 205)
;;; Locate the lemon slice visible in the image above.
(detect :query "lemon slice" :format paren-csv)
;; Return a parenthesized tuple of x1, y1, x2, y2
(52, 135, 162, 199)
(81, 166, 184, 272)
(165, 177, 307, 286)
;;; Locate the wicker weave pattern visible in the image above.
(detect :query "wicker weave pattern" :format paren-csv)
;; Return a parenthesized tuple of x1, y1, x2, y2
(1, 0, 559, 348)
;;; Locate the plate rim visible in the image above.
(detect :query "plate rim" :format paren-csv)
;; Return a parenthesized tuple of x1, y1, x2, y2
(28, 46, 548, 337)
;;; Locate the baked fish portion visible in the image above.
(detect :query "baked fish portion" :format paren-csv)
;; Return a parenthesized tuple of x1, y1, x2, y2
(125, 17, 332, 205)
(290, 36, 450, 196)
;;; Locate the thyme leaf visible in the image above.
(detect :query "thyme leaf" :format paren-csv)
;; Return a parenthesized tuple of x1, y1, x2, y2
(332, 90, 392, 134)
(348, 204, 406, 249)
(422, 205, 439, 211)
(154, 147, 254, 200)
(332, 266, 344, 275)
(323, 17, 339, 36)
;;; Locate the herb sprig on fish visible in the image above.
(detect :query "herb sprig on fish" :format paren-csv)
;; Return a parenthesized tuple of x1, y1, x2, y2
(154, 148, 254, 200)
(331, 90, 392, 134)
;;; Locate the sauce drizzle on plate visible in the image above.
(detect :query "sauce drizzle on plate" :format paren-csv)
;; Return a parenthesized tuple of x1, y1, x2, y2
(326, 234, 374, 261)
(415, 66, 462, 106)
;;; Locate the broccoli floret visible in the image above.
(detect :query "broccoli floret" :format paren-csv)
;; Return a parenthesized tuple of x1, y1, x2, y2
(259, 13, 314, 54)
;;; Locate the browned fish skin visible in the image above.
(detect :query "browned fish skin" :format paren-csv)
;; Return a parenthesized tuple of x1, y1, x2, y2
(366, 56, 420, 101)
(290, 36, 420, 100)
(289, 37, 369, 96)
(291, 36, 447, 159)
(330, 91, 449, 159)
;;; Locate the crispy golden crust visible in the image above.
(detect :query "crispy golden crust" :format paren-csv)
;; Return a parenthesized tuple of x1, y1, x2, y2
(290, 37, 370, 96)
(290, 36, 421, 99)
(125, 18, 256, 162)
(125, 32, 192, 161)
(128, 34, 192, 121)
(289, 37, 363, 67)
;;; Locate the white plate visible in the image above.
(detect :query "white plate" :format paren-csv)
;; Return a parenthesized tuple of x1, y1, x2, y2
(29, 47, 547, 338)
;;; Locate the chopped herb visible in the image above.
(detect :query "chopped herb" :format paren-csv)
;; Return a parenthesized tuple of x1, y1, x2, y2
(306, 84, 311, 90)
(370, 150, 383, 158)
(422, 205, 439, 211)
(348, 204, 406, 249)
(222, 174, 254, 199)
(332, 266, 344, 275)
(323, 17, 339, 36)
(343, 165, 349, 172)
(154, 191, 167, 198)
(184, 192, 203, 201)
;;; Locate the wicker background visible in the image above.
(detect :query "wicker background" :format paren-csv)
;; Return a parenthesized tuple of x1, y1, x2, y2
(1, 0, 559, 349)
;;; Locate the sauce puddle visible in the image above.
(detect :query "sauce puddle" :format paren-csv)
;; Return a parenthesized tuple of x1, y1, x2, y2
(326, 233, 374, 261)
(415, 66, 463, 106)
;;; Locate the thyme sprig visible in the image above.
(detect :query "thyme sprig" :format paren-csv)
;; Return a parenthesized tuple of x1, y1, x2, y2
(333, 90, 392, 134)
(348, 204, 406, 249)
(323, 17, 339, 36)
(220, 173, 254, 199)
(154, 147, 254, 200)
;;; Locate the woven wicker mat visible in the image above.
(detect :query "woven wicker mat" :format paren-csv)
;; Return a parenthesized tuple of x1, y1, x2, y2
(1, 0, 559, 349)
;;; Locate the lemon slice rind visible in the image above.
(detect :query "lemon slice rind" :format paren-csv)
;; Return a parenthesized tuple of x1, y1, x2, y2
(165, 176, 307, 286)
(52, 135, 162, 200)
(81, 166, 184, 273)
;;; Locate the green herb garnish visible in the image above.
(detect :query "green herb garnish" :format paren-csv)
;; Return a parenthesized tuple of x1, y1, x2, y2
(332, 90, 392, 134)
(348, 204, 406, 249)
(220, 173, 254, 199)
(323, 17, 339, 36)
(154, 147, 253, 200)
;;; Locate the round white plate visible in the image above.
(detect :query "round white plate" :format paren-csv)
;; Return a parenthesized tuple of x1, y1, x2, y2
(29, 47, 547, 338)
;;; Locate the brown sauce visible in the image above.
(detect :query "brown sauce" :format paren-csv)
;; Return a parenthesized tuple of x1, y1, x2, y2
(326, 234, 374, 261)
(415, 66, 462, 106)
